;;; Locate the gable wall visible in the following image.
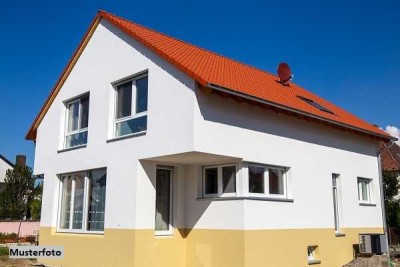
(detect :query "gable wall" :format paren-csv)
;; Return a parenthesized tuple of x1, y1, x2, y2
(34, 20, 196, 229)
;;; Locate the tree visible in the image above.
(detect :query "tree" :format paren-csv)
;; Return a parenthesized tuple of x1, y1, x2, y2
(383, 171, 400, 227)
(0, 165, 36, 220)
(30, 183, 43, 220)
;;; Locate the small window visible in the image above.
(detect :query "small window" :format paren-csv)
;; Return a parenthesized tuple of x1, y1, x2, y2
(297, 96, 334, 115)
(307, 246, 315, 260)
(64, 94, 89, 148)
(307, 246, 320, 264)
(203, 164, 237, 197)
(59, 168, 107, 233)
(332, 174, 340, 233)
(114, 74, 148, 137)
(248, 164, 287, 197)
(358, 178, 372, 204)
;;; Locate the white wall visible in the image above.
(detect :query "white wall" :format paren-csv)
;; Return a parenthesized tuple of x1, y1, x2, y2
(189, 89, 383, 230)
(34, 20, 196, 229)
(0, 157, 12, 183)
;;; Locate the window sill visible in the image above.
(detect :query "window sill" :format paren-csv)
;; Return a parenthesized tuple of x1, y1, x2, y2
(155, 231, 173, 237)
(308, 259, 321, 265)
(196, 196, 294, 202)
(359, 202, 376, 207)
(55, 230, 104, 237)
(106, 131, 146, 143)
(57, 144, 87, 153)
(335, 232, 346, 237)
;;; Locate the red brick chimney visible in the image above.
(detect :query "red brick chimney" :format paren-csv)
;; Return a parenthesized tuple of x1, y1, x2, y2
(15, 155, 26, 166)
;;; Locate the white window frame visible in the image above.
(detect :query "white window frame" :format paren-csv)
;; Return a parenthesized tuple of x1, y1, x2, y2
(357, 177, 372, 204)
(332, 174, 340, 233)
(113, 73, 148, 138)
(247, 163, 288, 199)
(64, 94, 89, 149)
(56, 170, 106, 234)
(155, 166, 174, 236)
(202, 164, 237, 198)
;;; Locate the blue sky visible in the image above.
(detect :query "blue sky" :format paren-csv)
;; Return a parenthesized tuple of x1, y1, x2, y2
(0, 0, 399, 167)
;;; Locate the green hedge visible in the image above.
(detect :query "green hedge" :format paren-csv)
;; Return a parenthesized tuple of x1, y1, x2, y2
(0, 233, 17, 243)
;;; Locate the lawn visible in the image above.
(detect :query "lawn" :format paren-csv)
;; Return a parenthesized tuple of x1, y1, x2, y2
(0, 256, 36, 267)
(0, 247, 37, 267)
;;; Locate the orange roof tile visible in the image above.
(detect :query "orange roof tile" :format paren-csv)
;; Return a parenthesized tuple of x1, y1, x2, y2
(26, 10, 392, 141)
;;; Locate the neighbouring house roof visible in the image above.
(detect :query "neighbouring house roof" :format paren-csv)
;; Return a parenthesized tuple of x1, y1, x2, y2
(381, 142, 400, 172)
(0, 154, 14, 168)
(25, 10, 393, 141)
(0, 155, 14, 168)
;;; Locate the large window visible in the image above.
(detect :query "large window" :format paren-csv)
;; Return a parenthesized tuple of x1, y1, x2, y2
(248, 164, 287, 197)
(155, 167, 172, 235)
(114, 74, 148, 137)
(59, 168, 107, 233)
(358, 178, 372, 204)
(64, 94, 89, 148)
(203, 164, 236, 197)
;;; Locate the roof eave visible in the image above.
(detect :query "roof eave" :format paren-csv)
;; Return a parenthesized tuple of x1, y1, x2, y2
(206, 83, 392, 141)
(25, 14, 102, 141)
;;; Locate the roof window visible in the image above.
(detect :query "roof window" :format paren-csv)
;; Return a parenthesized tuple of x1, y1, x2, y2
(297, 96, 334, 115)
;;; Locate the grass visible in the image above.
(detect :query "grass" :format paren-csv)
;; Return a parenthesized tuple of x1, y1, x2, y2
(0, 247, 9, 256)
(0, 256, 36, 267)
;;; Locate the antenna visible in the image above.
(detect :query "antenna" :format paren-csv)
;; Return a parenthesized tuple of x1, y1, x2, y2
(277, 62, 293, 85)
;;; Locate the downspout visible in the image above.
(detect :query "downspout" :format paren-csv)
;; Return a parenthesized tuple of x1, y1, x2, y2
(377, 139, 395, 260)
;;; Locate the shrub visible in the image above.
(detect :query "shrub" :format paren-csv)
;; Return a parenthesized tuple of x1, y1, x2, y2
(0, 247, 8, 256)
(25, 235, 36, 244)
(0, 233, 18, 243)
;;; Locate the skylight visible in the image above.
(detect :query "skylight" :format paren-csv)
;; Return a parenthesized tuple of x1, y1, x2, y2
(297, 96, 334, 115)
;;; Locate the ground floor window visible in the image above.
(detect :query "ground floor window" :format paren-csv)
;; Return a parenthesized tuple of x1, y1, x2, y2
(203, 164, 237, 197)
(155, 167, 172, 235)
(357, 177, 372, 204)
(59, 168, 107, 233)
(248, 164, 287, 197)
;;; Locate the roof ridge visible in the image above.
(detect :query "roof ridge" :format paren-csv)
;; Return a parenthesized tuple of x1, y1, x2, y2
(98, 11, 349, 107)
(98, 10, 279, 80)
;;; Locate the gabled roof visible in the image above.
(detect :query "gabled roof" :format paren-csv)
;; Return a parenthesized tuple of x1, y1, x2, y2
(0, 155, 14, 168)
(26, 10, 392, 141)
(381, 142, 400, 172)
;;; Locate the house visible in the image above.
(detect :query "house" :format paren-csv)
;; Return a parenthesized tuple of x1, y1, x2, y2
(0, 155, 13, 193)
(381, 141, 400, 198)
(26, 10, 394, 267)
(381, 141, 400, 173)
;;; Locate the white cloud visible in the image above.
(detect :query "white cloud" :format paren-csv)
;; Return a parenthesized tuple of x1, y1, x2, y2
(384, 125, 400, 144)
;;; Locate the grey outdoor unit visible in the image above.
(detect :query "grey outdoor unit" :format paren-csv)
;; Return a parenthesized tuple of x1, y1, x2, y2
(359, 234, 388, 254)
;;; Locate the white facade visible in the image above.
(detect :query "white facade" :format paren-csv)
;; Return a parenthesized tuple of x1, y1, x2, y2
(0, 156, 13, 183)
(34, 19, 383, 235)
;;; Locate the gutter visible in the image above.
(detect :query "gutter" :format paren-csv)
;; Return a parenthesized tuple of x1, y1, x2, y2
(207, 83, 394, 141)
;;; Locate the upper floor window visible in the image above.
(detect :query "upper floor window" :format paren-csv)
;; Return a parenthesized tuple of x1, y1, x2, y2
(203, 164, 236, 197)
(248, 164, 287, 198)
(114, 74, 148, 138)
(65, 94, 89, 148)
(357, 178, 372, 204)
(59, 168, 107, 233)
